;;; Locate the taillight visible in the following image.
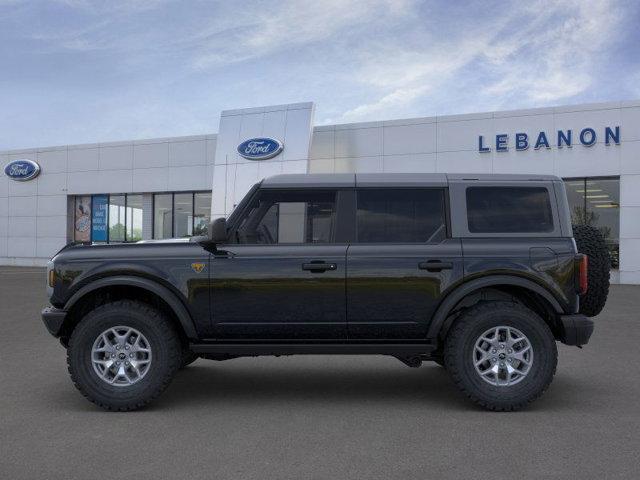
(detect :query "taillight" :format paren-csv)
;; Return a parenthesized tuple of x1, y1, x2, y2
(578, 255, 588, 295)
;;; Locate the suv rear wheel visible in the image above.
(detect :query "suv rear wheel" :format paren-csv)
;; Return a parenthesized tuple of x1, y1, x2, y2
(444, 301, 557, 411)
(67, 300, 182, 411)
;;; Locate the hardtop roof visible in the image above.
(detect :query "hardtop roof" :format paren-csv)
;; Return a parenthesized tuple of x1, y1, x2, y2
(260, 173, 560, 188)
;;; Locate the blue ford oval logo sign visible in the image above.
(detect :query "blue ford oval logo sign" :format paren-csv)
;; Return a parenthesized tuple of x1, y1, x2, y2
(4, 159, 41, 181)
(237, 137, 283, 160)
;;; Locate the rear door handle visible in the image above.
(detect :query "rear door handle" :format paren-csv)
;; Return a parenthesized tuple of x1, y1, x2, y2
(418, 261, 453, 272)
(302, 262, 337, 272)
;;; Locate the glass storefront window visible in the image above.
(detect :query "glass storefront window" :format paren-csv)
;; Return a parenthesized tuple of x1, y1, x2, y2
(108, 195, 126, 242)
(152, 191, 211, 239)
(564, 177, 620, 268)
(565, 179, 587, 224)
(174, 193, 193, 238)
(194, 192, 212, 236)
(74, 193, 140, 243)
(74, 196, 92, 242)
(71, 191, 212, 242)
(126, 194, 143, 242)
(91, 195, 109, 242)
(154, 194, 173, 239)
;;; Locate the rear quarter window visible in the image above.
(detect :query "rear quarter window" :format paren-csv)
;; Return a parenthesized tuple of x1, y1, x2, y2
(466, 186, 554, 233)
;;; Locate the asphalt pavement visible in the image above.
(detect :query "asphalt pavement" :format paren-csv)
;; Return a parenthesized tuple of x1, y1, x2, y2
(1, 267, 639, 479)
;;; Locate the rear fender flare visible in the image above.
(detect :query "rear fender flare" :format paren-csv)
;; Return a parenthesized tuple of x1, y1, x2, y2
(427, 275, 564, 340)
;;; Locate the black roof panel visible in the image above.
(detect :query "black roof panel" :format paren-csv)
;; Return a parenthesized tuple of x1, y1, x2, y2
(261, 174, 355, 188)
(260, 172, 560, 188)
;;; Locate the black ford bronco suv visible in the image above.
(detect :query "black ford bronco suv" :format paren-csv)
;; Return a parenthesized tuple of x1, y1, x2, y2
(42, 173, 609, 411)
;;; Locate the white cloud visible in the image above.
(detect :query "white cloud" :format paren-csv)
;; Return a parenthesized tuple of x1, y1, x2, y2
(337, 36, 491, 121)
(51, 0, 171, 13)
(339, 85, 429, 121)
(334, 0, 624, 122)
(481, 0, 621, 105)
(0, 0, 633, 149)
(22, 0, 415, 64)
(191, 0, 414, 69)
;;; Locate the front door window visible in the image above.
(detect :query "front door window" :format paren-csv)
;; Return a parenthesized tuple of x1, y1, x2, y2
(236, 190, 337, 244)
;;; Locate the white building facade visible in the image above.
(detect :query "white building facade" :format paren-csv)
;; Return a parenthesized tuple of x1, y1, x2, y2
(1, 100, 639, 283)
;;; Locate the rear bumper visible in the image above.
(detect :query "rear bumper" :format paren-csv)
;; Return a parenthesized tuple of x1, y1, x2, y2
(42, 306, 67, 337)
(559, 314, 594, 346)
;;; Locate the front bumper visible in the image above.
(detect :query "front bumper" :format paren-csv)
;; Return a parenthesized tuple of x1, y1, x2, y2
(42, 306, 67, 337)
(559, 314, 594, 346)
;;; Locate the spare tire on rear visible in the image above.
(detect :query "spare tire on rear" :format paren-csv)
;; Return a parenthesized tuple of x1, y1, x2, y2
(572, 224, 610, 317)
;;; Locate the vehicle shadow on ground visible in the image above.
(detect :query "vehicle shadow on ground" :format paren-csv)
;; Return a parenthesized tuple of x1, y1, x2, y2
(163, 362, 469, 408)
(47, 360, 594, 413)
(165, 364, 592, 410)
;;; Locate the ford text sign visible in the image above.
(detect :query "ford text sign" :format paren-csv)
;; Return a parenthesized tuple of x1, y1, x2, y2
(4, 159, 41, 181)
(237, 138, 283, 160)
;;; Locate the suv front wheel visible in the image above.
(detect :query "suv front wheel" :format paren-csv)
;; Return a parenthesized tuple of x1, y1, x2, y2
(67, 300, 182, 411)
(444, 301, 557, 411)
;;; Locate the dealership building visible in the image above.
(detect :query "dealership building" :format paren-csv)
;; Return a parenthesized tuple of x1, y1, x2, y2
(1, 100, 639, 283)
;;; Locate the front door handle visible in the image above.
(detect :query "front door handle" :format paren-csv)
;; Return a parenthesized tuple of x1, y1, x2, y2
(418, 260, 453, 272)
(302, 262, 337, 272)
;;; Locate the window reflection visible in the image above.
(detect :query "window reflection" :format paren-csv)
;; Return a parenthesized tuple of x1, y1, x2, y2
(564, 177, 619, 268)
(126, 194, 143, 242)
(358, 189, 446, 242)
(109, 195, 126, 242)
(237, 190, 336, 244)
(174, 193, 193, 238)
(154, 194, 172, 239)
(194, 192, 212, 236)
(152, 191, 212, 239)
(72, 191, 212, 242)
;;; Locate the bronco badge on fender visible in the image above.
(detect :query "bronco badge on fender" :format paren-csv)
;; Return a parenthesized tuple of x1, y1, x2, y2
(191, 262, 206, 273)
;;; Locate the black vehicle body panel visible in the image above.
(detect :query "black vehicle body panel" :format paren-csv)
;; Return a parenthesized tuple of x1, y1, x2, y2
(559, 314, 594, 346)
(210, 244, 348, 339)
(461, 237, 579, 314)
(48, 242, 210, 338)
(41, 306, 67, 336)
(346, 240, 463, 339)
(42, 173, 590, 351)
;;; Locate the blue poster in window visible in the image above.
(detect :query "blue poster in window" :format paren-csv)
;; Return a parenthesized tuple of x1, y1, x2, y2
(91, 195, 108, 242)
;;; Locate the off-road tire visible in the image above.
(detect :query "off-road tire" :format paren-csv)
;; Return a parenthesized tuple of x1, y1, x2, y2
(572, 224, 610, 317)
(180, 350, 199, 369)
(67, 300, 182, 411)
(444, 301, 557, 411)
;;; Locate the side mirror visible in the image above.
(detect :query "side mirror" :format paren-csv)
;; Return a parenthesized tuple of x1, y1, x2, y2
(208, 217, 228, 244)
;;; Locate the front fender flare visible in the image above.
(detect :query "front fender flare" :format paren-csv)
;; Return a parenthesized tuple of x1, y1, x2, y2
(426, 275, 564, 340)
(64, 275, 198, 340)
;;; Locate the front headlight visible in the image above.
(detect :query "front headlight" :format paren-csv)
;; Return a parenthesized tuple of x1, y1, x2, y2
(46, 260, 55, 298)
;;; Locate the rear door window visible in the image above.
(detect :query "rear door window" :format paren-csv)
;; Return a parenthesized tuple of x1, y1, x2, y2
(466, 187, 554, 233)
(356, 189, 446, 243)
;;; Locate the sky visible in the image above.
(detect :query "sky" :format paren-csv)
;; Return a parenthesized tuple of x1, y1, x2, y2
(1, 0, 639, 150)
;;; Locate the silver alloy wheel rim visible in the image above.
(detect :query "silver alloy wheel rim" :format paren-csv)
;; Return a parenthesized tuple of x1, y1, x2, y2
(91, 326, 152, 387)
(473, 326, 533, 387)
